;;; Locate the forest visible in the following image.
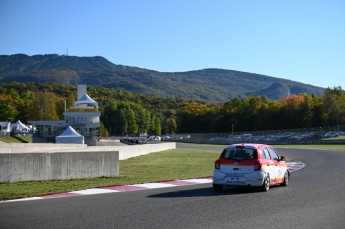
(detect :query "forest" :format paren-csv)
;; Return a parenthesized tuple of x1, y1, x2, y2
(0, 82, 344, 136)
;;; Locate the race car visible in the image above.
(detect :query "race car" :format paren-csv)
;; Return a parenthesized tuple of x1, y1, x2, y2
(212, 143, 289, 191)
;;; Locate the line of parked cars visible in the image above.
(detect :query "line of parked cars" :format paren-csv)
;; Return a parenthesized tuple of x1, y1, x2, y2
(120, 135, 162, 144)
(162, 130, 345, 144)
(208, 132, 324, 143)
(207, 131, 344, 143)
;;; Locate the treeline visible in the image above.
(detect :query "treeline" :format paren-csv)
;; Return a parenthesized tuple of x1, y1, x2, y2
(0, 82, 186, 136)
(0, 82, 344, 136)
(178, 91, 345, 133)
(102, 100, 162, 136)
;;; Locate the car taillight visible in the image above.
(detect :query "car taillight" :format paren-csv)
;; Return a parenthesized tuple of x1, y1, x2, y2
(215, 159, 220, 170)
(254, 161, 262, 171)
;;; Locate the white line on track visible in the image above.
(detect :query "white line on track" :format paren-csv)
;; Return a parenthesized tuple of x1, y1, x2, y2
(179, 178, 212, 183)
(129, 183, 178, 189)
(70, 188, 119, 195)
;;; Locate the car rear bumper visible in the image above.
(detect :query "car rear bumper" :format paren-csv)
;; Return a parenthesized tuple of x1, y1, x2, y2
(212, 170, 265, 187)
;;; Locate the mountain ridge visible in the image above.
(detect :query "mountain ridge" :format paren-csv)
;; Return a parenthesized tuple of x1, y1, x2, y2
(0, 54, 325, 102)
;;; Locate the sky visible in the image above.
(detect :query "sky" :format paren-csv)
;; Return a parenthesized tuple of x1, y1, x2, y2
(1, 0, 344, 89)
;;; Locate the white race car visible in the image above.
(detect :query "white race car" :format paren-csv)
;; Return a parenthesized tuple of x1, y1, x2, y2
(212, 143, 289, 191)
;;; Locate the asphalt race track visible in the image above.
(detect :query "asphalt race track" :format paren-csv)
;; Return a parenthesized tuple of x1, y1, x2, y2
(1, 144, 345, 228)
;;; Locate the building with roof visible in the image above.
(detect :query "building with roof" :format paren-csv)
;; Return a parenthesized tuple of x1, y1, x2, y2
(29, 85, 101, 143)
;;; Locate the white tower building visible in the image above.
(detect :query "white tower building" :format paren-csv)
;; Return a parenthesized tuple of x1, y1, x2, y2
(29, 84, 101, 139)
(64, 85, 101, 136)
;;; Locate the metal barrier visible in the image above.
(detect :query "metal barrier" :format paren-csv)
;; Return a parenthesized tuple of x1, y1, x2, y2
(0, 132, 10, 137)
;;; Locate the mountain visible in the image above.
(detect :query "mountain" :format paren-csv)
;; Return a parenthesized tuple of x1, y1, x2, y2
(0, 54, 325, 102)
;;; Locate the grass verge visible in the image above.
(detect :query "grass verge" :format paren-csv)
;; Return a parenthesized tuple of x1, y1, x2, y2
(0, 149, 219, 201)
(0, 136, 32, 143)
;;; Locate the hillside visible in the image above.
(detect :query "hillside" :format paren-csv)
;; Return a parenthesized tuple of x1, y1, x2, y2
(0, 54, 325, 102)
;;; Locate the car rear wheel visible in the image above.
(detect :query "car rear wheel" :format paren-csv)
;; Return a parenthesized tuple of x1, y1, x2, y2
(261, 175, 270, 192)
(281, 171, 289, 186)
(213, 184, 223, 192)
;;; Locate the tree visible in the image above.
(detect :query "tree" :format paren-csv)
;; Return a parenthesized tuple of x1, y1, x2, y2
(133, 105, 150, 134)
(101, 100, 158, 135)
(164, 117, 177, 134)
(322, 87, 345, 126)
(149, 114, 162, 135)
(219, 97, 250, 132)
(102, 100, 118, 135)
(118, 109, 128, 135)
(126, 108, 138, 134)
(99, 121, 109, 137)
(31, 91, 59, 120)
(247, 96, 269, 130)
(178, 103, 215, 133)
(0, 94, 18, 121)
(281, 94, 306, 128)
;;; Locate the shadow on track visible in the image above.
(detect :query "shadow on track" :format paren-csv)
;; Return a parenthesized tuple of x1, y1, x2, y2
(148, 186, 267, 198)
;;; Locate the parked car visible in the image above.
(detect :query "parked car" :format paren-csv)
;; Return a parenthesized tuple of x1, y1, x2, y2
(300, 132, 322, 140)
(324, 131, 339, 138)
(162, 135, 171, 140)
(212, 143, 289, 192)
(149, 136, 161, 141)
(241, 133, 253, 141)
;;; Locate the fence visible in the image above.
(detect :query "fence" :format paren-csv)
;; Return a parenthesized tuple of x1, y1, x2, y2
(0, 132, 10, 137)
(162, 126, 345, 145)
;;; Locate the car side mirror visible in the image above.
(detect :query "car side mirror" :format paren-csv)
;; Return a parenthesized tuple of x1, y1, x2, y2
(280, 156, 286, 161)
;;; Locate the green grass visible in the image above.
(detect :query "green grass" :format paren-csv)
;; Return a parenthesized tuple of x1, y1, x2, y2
(0, 149, 219, 201)
(0, 136, 22, 143)
(20, 136, 33, 143)
(0, 136, 32, 143)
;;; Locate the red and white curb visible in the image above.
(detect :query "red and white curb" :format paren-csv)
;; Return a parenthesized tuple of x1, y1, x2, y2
(3, 178, 213, 203)
(2, 162, 304, 203)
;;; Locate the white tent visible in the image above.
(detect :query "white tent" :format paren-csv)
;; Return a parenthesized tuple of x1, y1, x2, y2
(11, 120, 30, 132)
(55, 126, 84, 144)
(0, 122, 11, 133)
(74, 93, 98, 108)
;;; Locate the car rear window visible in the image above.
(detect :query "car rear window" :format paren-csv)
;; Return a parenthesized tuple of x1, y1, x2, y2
(221, 147, 257, 161)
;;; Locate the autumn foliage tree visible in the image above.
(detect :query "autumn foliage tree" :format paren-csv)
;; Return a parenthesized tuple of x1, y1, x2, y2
(1, 83, 345, 135)
(322, 86, 345, 126)
(0, 94, 18, 121)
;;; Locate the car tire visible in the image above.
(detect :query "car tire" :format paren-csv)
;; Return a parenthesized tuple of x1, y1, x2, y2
(213, 184, 223, 192)
(261, 175, 270, 192)
(281, 171, 289, 186)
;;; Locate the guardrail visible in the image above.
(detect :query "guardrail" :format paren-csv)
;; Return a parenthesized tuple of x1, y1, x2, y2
(0, 132, 10, 137)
